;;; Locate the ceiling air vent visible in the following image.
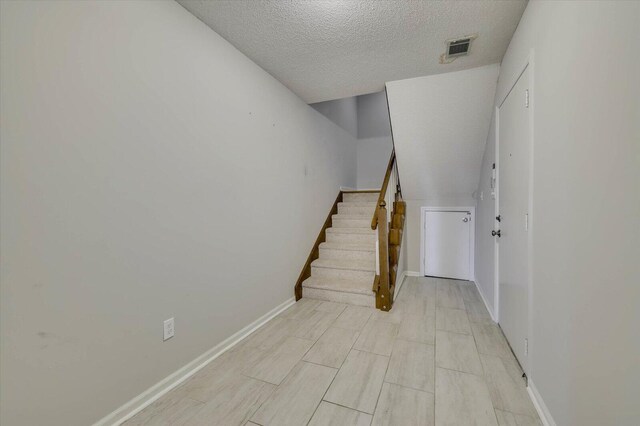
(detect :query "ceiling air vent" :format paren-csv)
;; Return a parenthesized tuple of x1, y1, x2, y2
(442, 35, 477, 63)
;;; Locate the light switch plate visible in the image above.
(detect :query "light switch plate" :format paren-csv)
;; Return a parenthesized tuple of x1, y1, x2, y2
(163, 318, 174, 341)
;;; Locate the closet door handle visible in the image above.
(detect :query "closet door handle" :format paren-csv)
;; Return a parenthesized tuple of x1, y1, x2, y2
(492, 230, 501, 237)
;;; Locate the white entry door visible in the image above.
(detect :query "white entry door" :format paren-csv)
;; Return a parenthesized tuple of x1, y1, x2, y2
(498, 65, 531, 373)
(424, 211, 472, 280)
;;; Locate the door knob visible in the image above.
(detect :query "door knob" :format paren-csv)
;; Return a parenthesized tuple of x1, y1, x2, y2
(496, 215, 501, 222)
(492, 230, 501, 237)
(463, 218, 469, 222)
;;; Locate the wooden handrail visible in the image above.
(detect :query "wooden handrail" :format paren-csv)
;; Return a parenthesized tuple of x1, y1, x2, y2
(371, 149, 396, 230)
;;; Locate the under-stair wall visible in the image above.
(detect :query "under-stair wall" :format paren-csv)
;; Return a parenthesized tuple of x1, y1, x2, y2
(385, 65, 499, 274)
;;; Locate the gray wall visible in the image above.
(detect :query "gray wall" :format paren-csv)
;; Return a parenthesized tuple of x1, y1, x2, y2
(356, 91, 393, 189)
(357, 91, 391, 139)
(473, 113, 496, 315)
(0, 1, 357, 425)
(475, 1, 640, 424)
(310, 96, 358, 138)
(312, 91, 393, 190)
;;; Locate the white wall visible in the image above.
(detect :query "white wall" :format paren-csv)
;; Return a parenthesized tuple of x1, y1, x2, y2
(356, 91, 393, 189)
(357, 91, 391, 139)
(474, 2, 640, 424)
(313, 91, 393, 189)
(386, 64, 499, 201)
(395, 225, 409, 298)
(311, 96, 358, 138)
(0, 2, 357, 425)
(356, 137, 392, 189)
(473, 113, 496, 315)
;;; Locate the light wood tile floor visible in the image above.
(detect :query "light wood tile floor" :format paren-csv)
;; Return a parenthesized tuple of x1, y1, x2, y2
(124, 277, 541, 426)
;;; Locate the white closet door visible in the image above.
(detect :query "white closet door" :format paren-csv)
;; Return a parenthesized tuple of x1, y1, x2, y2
(424, 211, 471, 280)
(498, 65, 531, 373)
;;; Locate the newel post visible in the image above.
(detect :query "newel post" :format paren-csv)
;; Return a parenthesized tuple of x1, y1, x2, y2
(376, 200, 391, 311)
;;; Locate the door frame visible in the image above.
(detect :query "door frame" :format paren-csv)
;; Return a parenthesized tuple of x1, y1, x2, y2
(420, 206, 475, 281)
(495, 50, 535, 374)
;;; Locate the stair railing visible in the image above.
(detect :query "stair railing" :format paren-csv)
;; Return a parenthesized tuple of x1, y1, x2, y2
(371, 149, 405, 311)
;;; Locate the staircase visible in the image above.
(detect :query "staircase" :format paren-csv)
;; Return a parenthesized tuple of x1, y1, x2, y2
(301, 192, 378, 307)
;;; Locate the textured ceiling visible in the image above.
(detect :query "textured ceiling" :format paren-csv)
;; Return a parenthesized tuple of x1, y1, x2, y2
(386, 64, 499, 201)
(177, 0, 526, 103)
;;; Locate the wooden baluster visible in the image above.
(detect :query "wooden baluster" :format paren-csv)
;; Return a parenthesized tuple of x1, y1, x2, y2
(376, 201, 391, 311)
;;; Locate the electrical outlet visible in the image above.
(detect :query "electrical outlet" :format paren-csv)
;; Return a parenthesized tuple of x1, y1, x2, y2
(163, 318, 174, 341)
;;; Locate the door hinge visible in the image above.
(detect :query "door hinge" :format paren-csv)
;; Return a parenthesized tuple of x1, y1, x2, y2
(525, 89, 529, 108)
(525, 213, 529, 231)
(524, 338, 529, 356)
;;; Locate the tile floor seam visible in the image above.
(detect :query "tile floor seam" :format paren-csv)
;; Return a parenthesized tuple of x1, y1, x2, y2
(284, 322, 337, 403)
(290, 360, 340, 426)
(394, 337, 435, 347)
(370, 345, 393, 422)
(331, 323, 367, 333)
(390, 335, 432, 346)
(301, 359, 343, 371)
(465, 309, 489, 378)
(382, 378, 436, 395)
(309, 328, 361, 425)
(317, 400, 376, 416)
(427, 327, 472, 336)
(435, 361, 487, 378)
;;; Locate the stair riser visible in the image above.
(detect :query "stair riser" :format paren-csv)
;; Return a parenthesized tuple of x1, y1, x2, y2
(332, 218, 370, 228)
(319, 247, 375, 262)
(302, 287, 375, 307)
(312, 266, 375, 281)
(338, 205, 375, 215)
(343, 193, 379, 203)
(326, 233, 376, 244)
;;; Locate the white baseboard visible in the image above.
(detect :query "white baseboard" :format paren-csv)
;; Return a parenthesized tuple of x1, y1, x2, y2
(527, 380, 557, 426)
(473, 279, 497, 322)
(394, 271, 420, 299)
(94, 297, 296, 426)
(394, 271, 407, 299)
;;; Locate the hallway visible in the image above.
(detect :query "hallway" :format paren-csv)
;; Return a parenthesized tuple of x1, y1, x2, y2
(125, 277, 541, 425)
